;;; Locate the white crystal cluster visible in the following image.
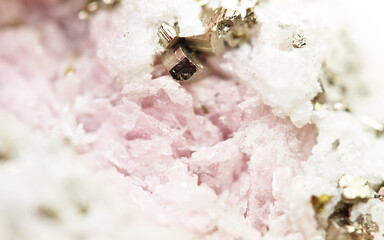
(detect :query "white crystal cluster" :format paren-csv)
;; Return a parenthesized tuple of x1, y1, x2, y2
(1, 0, 384, 239)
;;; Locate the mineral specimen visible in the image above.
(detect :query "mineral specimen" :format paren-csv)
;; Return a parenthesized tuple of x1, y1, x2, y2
(203, 7, 257, 47)
(312, 62, 351, 112)
(353, 214, 379, 240)
(325, 201, 379, 240)
(184, 31, 224, 55)
(321, 176, 380, 240)
(2, 0, 384, 240)
(158, 4, 257, 81)
(326, 213, 379, 240)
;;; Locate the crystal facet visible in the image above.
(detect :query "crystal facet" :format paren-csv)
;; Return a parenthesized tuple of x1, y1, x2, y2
(161, 46, 203, 81)
(185, 31, 224, 55)
(338, 175, 370, 204)
(158, 22, 180, 48)
(311, 194, 333, 213)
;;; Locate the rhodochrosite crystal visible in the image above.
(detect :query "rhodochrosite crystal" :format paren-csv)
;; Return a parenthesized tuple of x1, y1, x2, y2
(1, 0, 384, 240)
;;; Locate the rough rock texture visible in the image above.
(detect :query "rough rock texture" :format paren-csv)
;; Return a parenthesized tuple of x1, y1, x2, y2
(1, 0, 384, 239)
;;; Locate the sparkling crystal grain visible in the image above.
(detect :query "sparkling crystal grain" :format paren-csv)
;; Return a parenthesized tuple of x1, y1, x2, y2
(161, 45, 203, 81)
(158, 22, 180, 48)
(311, 194, 333, 213)
(338, 175, 370, 204)
(185, 31, 224, 55)
(292, 33, 306, 48)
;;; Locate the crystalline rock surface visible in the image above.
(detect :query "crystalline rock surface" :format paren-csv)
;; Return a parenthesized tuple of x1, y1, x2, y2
(0, 0, 384, 239)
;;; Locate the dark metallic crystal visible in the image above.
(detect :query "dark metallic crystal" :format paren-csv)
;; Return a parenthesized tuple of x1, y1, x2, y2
(161, 46, 203, 81)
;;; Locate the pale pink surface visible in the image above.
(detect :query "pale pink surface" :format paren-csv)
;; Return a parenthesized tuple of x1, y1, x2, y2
(0, 1, 317, 238)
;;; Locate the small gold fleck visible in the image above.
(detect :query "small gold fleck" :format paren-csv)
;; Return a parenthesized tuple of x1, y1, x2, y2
(201, 104, 209, 114)
(71, 50, 81, 59)
(332, 139, 340, 150)
(78, 203, 89, 215)
(87, 1, 100, 12)
(0, 152, 9, 162)
(333, 102, 349, 112)
(65, 67, 74, 75)
(37, 205, 59, 220)
(312, 82, 326, 107)
(103, 0, 118, 6)
(311, 194, 333, 213)
(78, 10, 89, 20)
(313, 102, 327, 111)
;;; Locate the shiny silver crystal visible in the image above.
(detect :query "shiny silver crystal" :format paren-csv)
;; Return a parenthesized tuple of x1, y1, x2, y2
(161, 45, 203, 81)
(185, 31, 224, 55)
(158, 22, 180, 48)
(201, 7, 256, 48)
(292, 33, 306, 48)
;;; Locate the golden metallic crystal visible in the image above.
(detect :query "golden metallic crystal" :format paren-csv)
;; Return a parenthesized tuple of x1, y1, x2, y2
(87, 1, 100, 12)
(338, 175, 370, 204)
(158, 4, 257, 81)
(185, 31, 224, 55)
(311, 194, 333, 213)
(312, 61, 351, 112)
(326, 213, 379, 240)
(202, 7, 256, 48)
(316, 177, 379, 240)
(354, 214, 379, 239)
(103, 0, 119, 7)
(325, 202, 378, 240)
